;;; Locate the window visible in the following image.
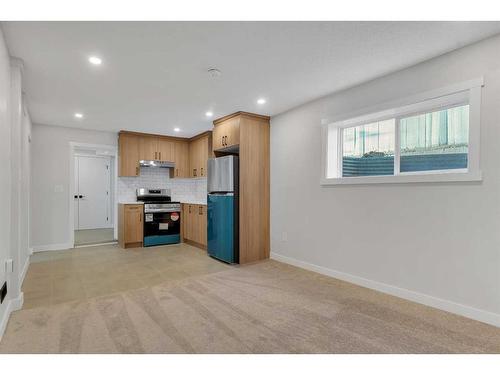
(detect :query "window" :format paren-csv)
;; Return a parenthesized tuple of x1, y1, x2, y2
(399, 105, 469, 173)
(322, 80, 482, 185)
(342, 119, 395, 177)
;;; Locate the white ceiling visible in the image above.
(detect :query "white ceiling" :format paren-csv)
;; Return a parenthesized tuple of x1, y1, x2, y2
(3, 21, 500, 137)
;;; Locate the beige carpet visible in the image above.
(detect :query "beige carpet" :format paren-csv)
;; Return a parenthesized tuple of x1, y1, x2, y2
(1, 259, 500, 353)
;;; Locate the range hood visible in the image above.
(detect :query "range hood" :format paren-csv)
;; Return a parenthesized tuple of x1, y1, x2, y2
(139, 160, 175, 168)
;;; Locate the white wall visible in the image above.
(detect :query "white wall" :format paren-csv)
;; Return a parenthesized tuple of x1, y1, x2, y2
(31, 124, 118, 249)
(0, 26, 13, 338)
(0, 27, 30, 340)
(20, 104, 32, 276)
(270, 34, 500, 326)
(9, 59, 23, 303)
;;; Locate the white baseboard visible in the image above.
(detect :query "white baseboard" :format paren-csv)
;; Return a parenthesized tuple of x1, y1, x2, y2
(32, 242, 73, 252)
(19, 256, 30, 287)
(75, 241, 117, 249)
(0, 292, 24, 341)
(270, 251, 500, 328)
(28, 247, 33, 255)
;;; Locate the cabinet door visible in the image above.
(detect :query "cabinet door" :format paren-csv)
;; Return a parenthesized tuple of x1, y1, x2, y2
(212, 123, 225, 150)
(199, 137, 209, 177)
(124, 205, 143, 243)
(182, 204, 189, 240)
(139, 136, 158, 160)
(192, 205, 201, 243)
(119, 134, 140, 176)
(189, 139, 200, 178)
(213, 117, 240, 151)
(186, 204, 196, 241)
(173, 141, 189, 178)
(158, 138, 174, 162)
(198, 205, 207, 246)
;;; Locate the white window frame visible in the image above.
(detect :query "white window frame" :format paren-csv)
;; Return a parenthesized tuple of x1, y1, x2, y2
(321, 78, 483, 185)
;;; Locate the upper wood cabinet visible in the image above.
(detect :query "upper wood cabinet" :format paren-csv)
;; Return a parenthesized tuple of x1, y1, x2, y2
(158, 138, 174, 162)
(189, 132, 212, 178)
(172, 141, 189, 178)
(119, 133, 140, 177)
(213, 115, 240, 151)
(119, 131, 211, 179)
(138, 135, 175, 162)
(139, 136, 158, 161)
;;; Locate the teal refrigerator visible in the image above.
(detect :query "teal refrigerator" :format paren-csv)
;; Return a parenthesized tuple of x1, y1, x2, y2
(207, 155, 239, 263)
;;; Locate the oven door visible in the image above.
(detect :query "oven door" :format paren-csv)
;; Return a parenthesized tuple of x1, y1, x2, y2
(143, 211, 181, 247)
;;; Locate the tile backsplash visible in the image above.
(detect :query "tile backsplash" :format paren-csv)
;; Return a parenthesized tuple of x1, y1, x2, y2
(118, 167, 207, 204)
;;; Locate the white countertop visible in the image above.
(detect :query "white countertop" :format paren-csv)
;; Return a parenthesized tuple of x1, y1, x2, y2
(118, 201, 206, 205)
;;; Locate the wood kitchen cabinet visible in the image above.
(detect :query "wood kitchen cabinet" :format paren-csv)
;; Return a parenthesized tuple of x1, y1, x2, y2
(212, 112, 270, 264)
(182, 203, 207, 249)
(119, 133, 140, 176)
(118, 204, 144, 248)
(189, 132, 212, 178)
(119, 131, 184, 178)
(213, 116, 240, 151)
(171, 140, 190, 178)
(139, 135, 174, 162)
(138, 135, 158, 161)
(158, 138, 175, 162)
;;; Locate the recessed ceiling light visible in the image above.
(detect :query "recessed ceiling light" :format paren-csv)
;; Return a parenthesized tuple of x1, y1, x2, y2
(74, 113, 83, 119)
(205, 111, 213, 117)
(257, 98, 266, 105)
(88, 56, 102, 65)
(174, 127, 180, 132)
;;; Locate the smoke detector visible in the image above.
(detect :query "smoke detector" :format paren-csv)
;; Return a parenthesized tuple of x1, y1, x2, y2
(208, 68, 221, 79)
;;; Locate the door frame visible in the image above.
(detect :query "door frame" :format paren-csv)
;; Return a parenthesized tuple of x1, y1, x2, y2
(69, 142, 118, 248)
(74, 153, 113, 230)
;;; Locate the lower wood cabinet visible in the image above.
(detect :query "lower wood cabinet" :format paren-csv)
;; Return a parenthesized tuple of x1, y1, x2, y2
(182, 203, 207, 249)
(118, 204, 143, 248)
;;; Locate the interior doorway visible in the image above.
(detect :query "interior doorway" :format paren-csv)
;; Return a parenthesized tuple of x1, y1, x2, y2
(69, 142, 118, 247)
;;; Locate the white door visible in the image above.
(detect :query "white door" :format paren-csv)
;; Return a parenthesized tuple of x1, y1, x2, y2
(75, 156, 111, 230)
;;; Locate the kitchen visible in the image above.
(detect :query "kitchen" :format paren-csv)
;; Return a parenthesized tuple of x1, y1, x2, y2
(117, 111, 270, 264)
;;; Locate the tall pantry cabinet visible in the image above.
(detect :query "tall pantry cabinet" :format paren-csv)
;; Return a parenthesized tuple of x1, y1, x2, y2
(212, 112, 270, 264)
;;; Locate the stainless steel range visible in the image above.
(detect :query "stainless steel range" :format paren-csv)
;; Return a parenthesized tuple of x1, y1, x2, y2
(136, 188, 181, 246)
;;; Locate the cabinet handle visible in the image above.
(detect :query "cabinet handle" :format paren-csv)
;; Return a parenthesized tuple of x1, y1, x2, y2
(221, 136, 225, 147)
(199, 206, 203, 215)
(200, 167, 204, 176)
(193, 168, 197, 177)
(159, 151, 161, 160)
(176, 169, 179, 177)
(136, 166, 139, 175)
(189, 205, 192, 213)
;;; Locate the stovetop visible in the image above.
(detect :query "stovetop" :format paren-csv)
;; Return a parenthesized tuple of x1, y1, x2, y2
(143, 200, 180, 205)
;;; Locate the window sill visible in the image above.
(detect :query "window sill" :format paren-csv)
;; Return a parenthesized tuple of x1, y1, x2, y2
(321, 170, 482, 186)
